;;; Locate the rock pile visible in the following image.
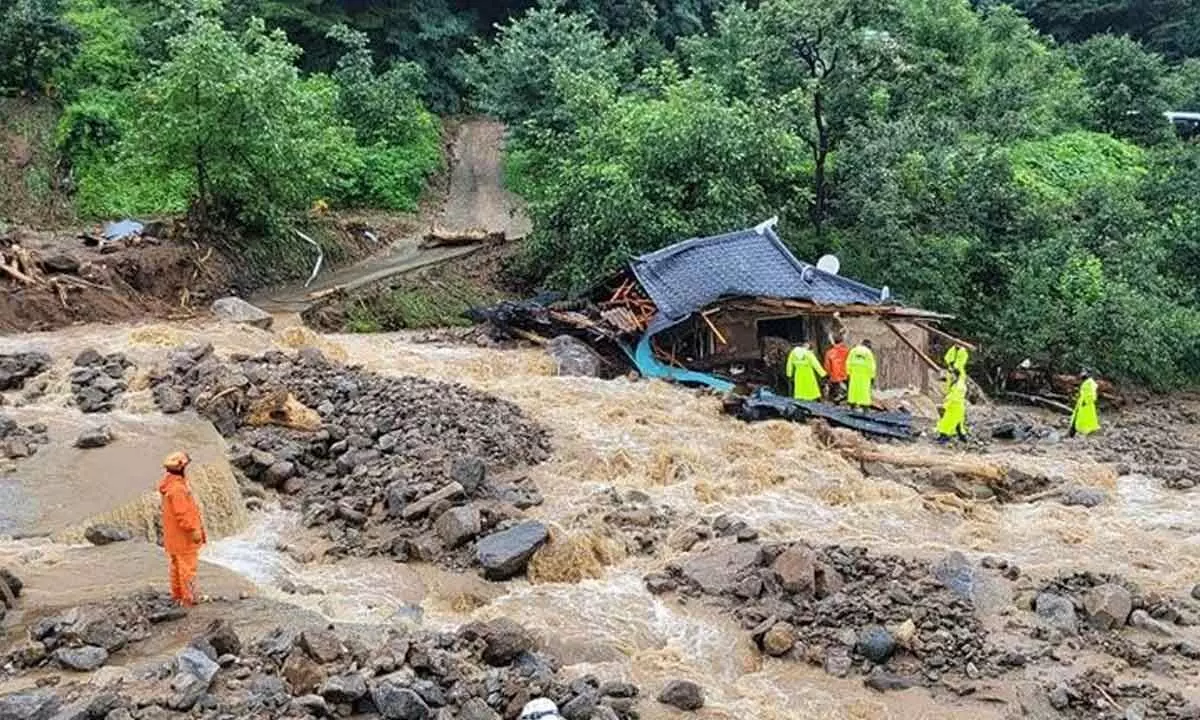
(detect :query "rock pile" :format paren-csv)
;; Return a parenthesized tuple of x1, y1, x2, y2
(645, 542, 1002, 687)
(0, 413, 49, 460)
(0, 351, 50, 391)
(4, 613, 642, 720)
(148, 348, 552, 573)
(7, 590, 186, 672)
(71, 348, 133, 413)
(1028, 571, 1200, 669)
(1049, 669, 1200, 719)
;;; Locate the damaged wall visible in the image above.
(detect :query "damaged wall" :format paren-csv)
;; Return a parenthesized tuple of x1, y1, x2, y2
(840, 317, 932, 393)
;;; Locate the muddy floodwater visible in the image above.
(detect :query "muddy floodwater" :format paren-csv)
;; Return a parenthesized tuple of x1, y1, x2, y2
(0, 319, 1197, 719)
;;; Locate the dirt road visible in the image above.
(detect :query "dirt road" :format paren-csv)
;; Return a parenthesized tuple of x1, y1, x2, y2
(255, 119, 529, 312)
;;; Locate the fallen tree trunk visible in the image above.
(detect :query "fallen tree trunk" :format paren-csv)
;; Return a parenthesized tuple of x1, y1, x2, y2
(997, 391, 1073, 415)
(421, 228, 505, 249)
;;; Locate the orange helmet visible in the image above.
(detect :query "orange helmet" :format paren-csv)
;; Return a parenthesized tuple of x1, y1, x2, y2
(163, 451, 190, 472)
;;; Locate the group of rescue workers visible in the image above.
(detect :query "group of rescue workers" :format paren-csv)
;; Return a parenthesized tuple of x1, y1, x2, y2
(784, 336, 1102, 441)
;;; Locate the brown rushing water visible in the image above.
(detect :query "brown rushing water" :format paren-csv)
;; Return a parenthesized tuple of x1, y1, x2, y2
(1, 320, 1197, 718)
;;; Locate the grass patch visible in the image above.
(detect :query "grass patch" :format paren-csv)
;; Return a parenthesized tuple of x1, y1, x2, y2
(345, 278, 505, 332)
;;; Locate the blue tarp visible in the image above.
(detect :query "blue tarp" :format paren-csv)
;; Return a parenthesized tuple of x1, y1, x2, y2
(103, 220, 143, 241)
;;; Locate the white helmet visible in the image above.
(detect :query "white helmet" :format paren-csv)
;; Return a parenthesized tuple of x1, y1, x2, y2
(520, 698, 562, 719)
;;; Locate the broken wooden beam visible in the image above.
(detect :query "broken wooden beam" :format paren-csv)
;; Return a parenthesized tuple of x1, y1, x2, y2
(914, 321, 978, 351)
(883, 320, 942, 373)
(997, 391, 1073, 415)
(400, 482, 465, 519)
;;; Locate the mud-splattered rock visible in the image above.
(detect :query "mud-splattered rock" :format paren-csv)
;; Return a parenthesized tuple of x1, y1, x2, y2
(83, 524, 132, 546)
(547, 335, 604, 377)
(448, 455, 487, 494)
(678, 542, 763, 596)
(864, 668, 917, 692)
(301, 629, 344, 664)
(462, 618, 533, 666)
(212, 297, 273, 330)
(657, 680, 704, 711)
(856, 626, 897, 663)
(283, 650, 326, 695)
(1035, 592, 1078, 635)
(771, 545, 816, 595)
(74, 426, 113, 449)
(1083, 584, 1132, 630)
(435, 506, 481, 549)
(320, 673, 368, 704)
(762, 623, 797, 656)
(1060, 486, 1106, 508)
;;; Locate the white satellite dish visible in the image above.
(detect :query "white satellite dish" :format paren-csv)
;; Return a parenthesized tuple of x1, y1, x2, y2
(816, 254, 840, 275)
(880, 286, 891, 302)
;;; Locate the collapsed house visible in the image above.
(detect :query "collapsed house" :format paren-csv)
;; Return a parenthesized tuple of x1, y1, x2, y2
(471, 218, 959, 402)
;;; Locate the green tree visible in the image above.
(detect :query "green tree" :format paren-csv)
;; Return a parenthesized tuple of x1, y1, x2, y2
(0, 0, 77, 94)
(463, 2, 632, 136)
(129, 14, 357, 228)
(1073, 35, 1174, 145)
(1013, 0, 1200, 60)
(515, 73, 807, 289)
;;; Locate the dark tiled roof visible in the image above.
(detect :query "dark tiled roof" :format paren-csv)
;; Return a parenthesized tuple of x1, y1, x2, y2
(630, 221, 887, 326)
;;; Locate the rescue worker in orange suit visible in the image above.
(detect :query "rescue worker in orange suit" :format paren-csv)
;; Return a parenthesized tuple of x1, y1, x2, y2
(823, 335, 850, 403)
(159, 451, 207, 607)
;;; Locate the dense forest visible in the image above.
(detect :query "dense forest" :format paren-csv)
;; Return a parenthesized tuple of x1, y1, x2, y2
(2, 0, 1199, 387)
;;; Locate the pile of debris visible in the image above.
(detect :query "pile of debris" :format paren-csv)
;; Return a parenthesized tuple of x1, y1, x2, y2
(723, 390, 917, 440)
(70, 348, 134, 413)
(1, 611, 643, 720)
(1028, 571, 1200, 670)
(0, 413, 49, 460)
(644, 542, 1006, 689)
(6, 590, 186, 673)
(1049, 669, 1200, 719)
(147, 346, 553, 573)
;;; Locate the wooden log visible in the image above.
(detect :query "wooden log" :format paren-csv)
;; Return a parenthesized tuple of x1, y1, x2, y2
(420, 228, 505, 248)
(401, 482, 465, 519)
(997, 391, 1073, 415)
(883, 320, 941, 373)
(914, 321, 978, 351)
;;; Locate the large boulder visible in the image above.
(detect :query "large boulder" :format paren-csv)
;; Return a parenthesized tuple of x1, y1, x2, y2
(476, 522, 549, 580)
(212, 297, 273, 330)
(547, 336, 603, 377)
(176, 645, 219, 685)
(679, 542, 763, 596)
(1083, 583, 1133, 630)
(461, 618, 533, 666)
(84, 524, 132, 546)
(1035, 592, 1078, 635)
(74, 426, 113, 449)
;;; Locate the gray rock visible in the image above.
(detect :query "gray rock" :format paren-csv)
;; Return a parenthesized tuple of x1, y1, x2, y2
(402, 482, 465, 520)
(154, 385, 186, 414)
(657, 680, 704, 711)
(84, 524, 132, 546)
(41, 254, 81, 275)
(599, 682, 638, 699)
(76, 617, 128, 652)
(1060, 486, 1106, 507)
(449, 455, 486, 494)
(0, 690, 61, 720)
(262, 461, 296, 488)
(54, 645, 108, 671)
(74, 349, 103, 367)
(1083, 583, 1133, 630)
(212, 297, 274, 330)
(856, 626, 896, 663)
(561, 692, 597, 720)
(932, 551, 975, 601)
(292, 694, 328, 716)
(177, 645, 220, 684)
(434, 506, 481, 549)
(371, 679, 430, 720)
(1130, 609, 1174, 636)
(1048, 683, 1071, 710)
(466, 618, 533, 666)
(824, 647, 853, 677)
(547, 335, 604, 377)
(678, 542, 763, 595)
(1035, 592, 1078, 635)
(476, 521, 550, 580)
(864, 668, 917, 692)
(457, 698, 499, 720)
(320, 673, 368, 704)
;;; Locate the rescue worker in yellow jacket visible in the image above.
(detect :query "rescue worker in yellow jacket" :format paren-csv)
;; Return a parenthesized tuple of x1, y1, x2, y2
(943, 344, 969, 393)
(785, 340, 826, 401)
(1070, 370, 1100, 437)
(846, 339, 876, 409)
(937, 371, 969, 442)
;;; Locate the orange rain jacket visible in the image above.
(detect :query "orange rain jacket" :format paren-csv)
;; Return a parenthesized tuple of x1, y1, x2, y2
(824, 343, 850, 383)
(158, 471, 206, 554)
